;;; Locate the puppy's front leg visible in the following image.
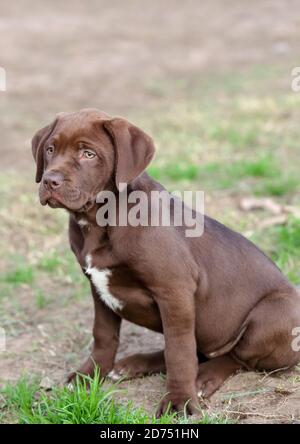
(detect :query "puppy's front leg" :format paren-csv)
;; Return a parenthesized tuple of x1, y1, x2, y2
(154, 289, 199, 417)
(68, 283, 121, 382)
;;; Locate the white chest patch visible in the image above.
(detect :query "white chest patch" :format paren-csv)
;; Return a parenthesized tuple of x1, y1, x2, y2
(78, 218, 89, 227)
(85, 255, 124, 312)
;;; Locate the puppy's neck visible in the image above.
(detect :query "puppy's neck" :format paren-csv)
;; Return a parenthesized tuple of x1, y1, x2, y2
(72, 204, 100, 227)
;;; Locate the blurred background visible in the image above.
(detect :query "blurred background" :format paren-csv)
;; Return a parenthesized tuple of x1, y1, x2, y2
(1, 0, 300, 423)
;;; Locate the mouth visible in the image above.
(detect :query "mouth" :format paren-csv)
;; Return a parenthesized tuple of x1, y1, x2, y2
(40, 190, 94, 213)
(47, 196, 65, 209)
(39, 189, 63, 208)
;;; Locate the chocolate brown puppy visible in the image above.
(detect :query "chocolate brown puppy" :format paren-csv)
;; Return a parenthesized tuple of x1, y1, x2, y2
(32, 109, 300, 416)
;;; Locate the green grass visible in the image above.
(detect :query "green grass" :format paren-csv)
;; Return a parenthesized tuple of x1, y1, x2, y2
(148, 163, 199, 182)
(251, 217, 300, 284)
(148, 155, 290, 195)
(38, 250, 86, 287)
(255, 176, 299, 197)
(208, 125, 258, 149)
(235, 156, 279, 178)
(34, 289, 50, 309)
(140, 87, 300, 198)
(0, 370, 230, 424)
(276, 218, 300, 251)
(273, 219, 300, 284)
(2, 264, 34, 285)
(1, 249, 79, 287)
(38, 254, 63, 272)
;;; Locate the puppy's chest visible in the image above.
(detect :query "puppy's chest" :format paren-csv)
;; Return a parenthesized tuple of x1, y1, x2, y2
(79, 226, 153, 315)
(85, 254, 124, 312)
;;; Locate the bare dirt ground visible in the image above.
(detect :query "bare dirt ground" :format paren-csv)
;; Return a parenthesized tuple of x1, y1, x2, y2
(1, 0, 300, 423)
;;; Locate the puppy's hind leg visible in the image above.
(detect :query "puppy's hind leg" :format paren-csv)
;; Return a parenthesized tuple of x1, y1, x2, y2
(231, 289, 300, 371)
(196, 288, 300, 399)
(108, 350, 166, 381)
(196, 355, 242, 398)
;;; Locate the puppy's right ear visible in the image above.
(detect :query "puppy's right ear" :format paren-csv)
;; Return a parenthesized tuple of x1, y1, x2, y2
(31, 118, 59, 183)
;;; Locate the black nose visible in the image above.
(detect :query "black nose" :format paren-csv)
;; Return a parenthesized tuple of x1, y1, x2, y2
(43, 171, 64, 190)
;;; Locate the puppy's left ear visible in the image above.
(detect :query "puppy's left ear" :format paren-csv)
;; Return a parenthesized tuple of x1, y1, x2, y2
(103, 118, 155, 190)
(31, 116, 61, 183)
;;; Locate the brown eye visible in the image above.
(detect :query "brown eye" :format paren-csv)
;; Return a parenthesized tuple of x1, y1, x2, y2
(46, 146, 54, 155)
(83, 150, 96, 159)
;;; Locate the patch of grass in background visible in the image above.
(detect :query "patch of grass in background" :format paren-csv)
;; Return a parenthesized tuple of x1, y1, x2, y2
(142, 91, 300, 199)
(3, 264, 34, 285)
(34, 289, 50, 310)
(254, 176, 299, 197)
(0, 249, 88, 305)
(274, 219, 300, 284)
(148, 163, 199, 182)
(0, 370, 230, 424)
(251, 217, 300, 285)
(208, 124, 259, 149)
(276, 218, 300, 252)
(235, 155, 279, 178)
(1, 250, 76, 287)
(38, 254, 63, 273)
(38, 249, 84, 285)
(148, 155, 297, 195)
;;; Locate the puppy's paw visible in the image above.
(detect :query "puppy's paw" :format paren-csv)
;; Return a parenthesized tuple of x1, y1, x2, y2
(66, 356, 113, 384)
(196, 375, 223, 399)
(156, 392, 199, 418)
(107, 369, 124, 381)
(109, 354, 155, 381)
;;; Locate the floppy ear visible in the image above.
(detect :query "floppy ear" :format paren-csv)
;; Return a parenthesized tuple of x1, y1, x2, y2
(103, 118, 155, 190)
(31, 118, 59, 183)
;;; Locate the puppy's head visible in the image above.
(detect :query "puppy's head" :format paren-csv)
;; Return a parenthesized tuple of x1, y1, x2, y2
(32, 109, 155, 212)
